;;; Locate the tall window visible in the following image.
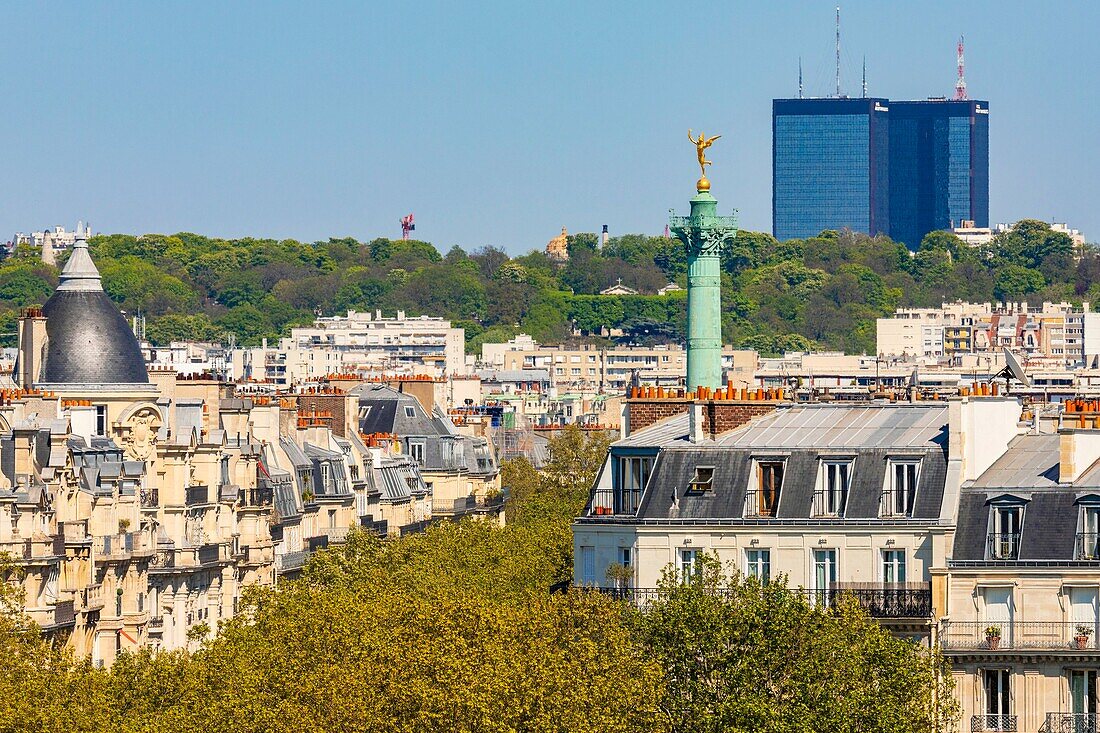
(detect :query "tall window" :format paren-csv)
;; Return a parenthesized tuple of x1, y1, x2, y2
(580, 547, 595, 585)
(1080, 505, 1100, 560)
(882, 460, 920, 517)
(679, 548, 701, 583)
(989, 506, 1021, 560)
(752, 461, 784, 517)
(982, 669, 1011, 729)
(409, 442, 425, 466)
(1069, 670, 1097, 719)
(881, 549, 906, 584)
(614, 455, 654, 514)
(814, 460, 851, 516)
(812, 549, 837, 607)
(745, 549, 770, 583)
(95, 405, 108, 437)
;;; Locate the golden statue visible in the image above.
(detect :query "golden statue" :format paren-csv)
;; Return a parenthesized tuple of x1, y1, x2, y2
(688, 129, 721, 191)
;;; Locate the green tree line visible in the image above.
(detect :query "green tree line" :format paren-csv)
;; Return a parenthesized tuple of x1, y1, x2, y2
(0, 428, 954, 732)
(0, 220, 1086, 355)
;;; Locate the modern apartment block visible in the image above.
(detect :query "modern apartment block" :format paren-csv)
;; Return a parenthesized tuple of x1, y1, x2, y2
(480, 336, 757, 393)
(877, 301, 1100, 368)
(231, 309, 466, 384)
(772, 97, 989, 248)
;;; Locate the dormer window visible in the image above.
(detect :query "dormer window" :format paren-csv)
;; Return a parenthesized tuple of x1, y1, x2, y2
(814, 459, 852, 517)
(988, 505, 1022, 560)
(404, 406, 416, 418)
(688, 466, 714, 494)
(1077, 503, 1100, 560)
(748, 460, 784, 517)
(881, 459, 920, 517)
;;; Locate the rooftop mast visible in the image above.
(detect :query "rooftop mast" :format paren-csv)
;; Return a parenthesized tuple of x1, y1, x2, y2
(954, 35, 967, 100)
(798, 56, 803, 99)
(862, 55, 867, 98)
(835, 6, 841, 96)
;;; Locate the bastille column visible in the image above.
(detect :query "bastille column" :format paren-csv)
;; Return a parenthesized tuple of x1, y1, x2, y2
(671, 131, 738, 393)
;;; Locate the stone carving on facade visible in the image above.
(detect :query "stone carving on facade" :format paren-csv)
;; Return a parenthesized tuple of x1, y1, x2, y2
(120, 406, 161, 461)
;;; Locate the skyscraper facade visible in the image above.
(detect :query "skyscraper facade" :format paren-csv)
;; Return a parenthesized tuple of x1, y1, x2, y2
(772, 98, 890, 241)
(888, 99, 989, 249)
(771, 97, 989, 248)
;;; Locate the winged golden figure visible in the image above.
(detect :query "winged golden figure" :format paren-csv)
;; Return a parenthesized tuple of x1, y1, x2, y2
(688, 129, 722, 178)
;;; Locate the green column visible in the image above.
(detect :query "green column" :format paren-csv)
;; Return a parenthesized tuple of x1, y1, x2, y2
(670, 188, 737, 394)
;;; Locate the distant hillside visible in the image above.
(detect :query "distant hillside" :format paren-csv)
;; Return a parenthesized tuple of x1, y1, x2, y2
(0, 221, 1090, 356)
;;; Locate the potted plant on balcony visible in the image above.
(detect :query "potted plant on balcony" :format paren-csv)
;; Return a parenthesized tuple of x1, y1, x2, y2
(985, 625, 1002, 649)
(1075, 624, 1093, 650)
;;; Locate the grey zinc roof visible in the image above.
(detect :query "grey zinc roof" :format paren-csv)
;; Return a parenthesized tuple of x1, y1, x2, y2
(617, 403, 949, 451)
(717, 405, 949, 450)
(968, 434, 1060, 490)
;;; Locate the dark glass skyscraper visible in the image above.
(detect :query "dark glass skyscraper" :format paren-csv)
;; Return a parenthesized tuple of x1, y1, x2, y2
(771, 97, 989, 249)
(888, 100, 989, 249)
(772, 98, 890, 241)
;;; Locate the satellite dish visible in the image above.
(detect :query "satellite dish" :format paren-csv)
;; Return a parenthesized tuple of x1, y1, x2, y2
(1002, 348, 1031, 388)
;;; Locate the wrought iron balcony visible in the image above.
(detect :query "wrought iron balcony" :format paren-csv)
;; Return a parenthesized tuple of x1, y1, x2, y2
(587, 487, 641, 517)
(971, 714, 1017, 731)
(185, 485, 210, 506)
(941, 621, 1100, 651)
(988, 532, 1021, 560)
(1042, 713, 1098, 732)
(590, 583, 933, 619)
(1077, 533, 1100, 561)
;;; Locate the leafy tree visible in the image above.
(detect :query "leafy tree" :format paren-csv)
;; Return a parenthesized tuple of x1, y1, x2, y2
(636, 556, 958, 733)
(994, 265, 1046, 301)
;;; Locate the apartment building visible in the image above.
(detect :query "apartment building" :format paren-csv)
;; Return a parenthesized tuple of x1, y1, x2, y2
(877, 302, 1100, 368)
(481, 336, 756, 393)
(3, 238, 503, 665)
(574, 383, 1100, 730)
(232, 310, 465, 384)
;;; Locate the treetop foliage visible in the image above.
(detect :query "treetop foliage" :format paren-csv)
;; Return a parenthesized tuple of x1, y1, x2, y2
(0, 219, 1087, 354)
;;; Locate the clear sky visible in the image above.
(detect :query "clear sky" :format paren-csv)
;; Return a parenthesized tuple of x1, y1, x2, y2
(1, 1, 1096, 253)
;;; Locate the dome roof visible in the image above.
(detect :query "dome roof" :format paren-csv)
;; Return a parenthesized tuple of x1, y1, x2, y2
(39, 238, 149, 385)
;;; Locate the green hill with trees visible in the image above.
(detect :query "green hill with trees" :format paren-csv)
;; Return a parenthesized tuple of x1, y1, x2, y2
(0, 220, 1089, 356)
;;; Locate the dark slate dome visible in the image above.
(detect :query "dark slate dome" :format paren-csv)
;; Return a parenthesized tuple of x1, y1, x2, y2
(39, 238, 149, 385)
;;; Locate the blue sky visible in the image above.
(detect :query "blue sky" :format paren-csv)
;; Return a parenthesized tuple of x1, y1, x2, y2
(1, 1, 1096, 253)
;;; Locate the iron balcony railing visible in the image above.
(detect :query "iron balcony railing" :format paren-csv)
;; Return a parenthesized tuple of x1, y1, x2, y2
(810, 489, 848, 517)
(240, 486, 274, 507)
(1077, 533, 1100, 561)
(592, 583, 933, 619)
(971, 714, 1017, 732)
(51, 600, 76, 628)
(1042, 713, 1098, 733)
(588, 488, 641, 517)
(185, 485, 210, 506)
(988, 532, 1021, 560)
(276, 550, 309, 572)
(744, 489, 779, 518)
(940, 621, 1100, 651)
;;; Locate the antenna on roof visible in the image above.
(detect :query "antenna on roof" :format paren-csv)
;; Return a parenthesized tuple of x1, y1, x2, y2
(954, 35, 968, 100)
(862, 55, 867, 98)
(798, 56, 803, 99)
(835, 6, 841, 96)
